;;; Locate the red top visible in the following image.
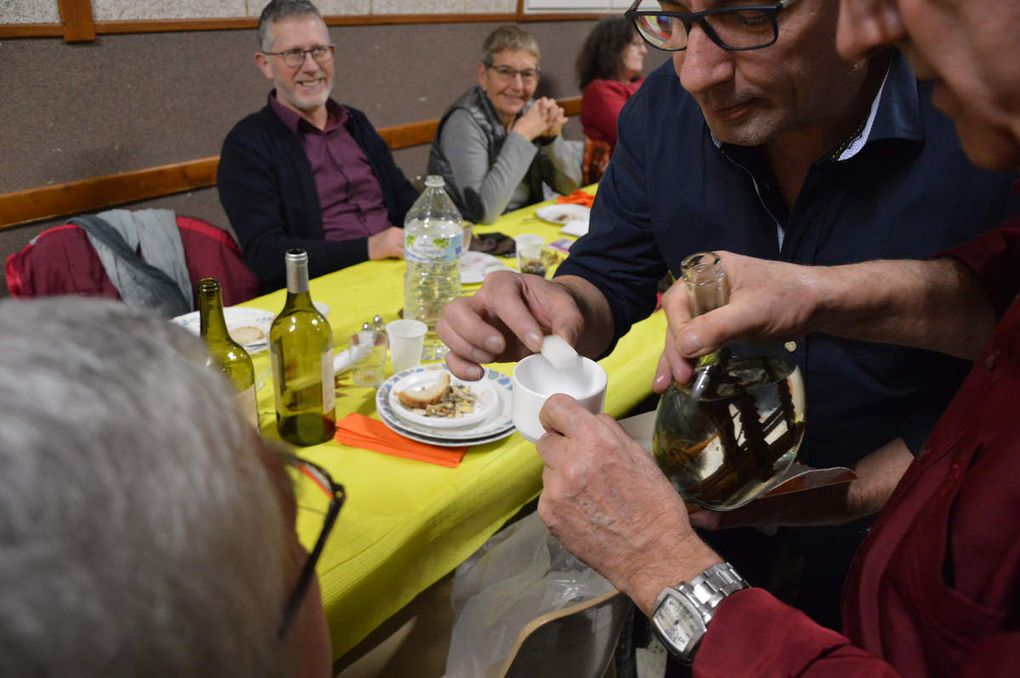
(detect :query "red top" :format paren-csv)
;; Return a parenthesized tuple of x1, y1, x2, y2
(580, 78, 644, 150)
(694, 217, 1020, 677)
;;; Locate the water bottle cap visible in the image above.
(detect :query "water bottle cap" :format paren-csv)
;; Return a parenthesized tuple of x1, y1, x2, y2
(424, 175, 445, 188)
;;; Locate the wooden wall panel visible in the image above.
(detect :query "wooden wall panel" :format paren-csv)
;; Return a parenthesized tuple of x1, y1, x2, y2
(57, 0, 95, 42)
(0, 97, 583, 230)
(0, 158, 218, 229)
(1, 10, 607, 40)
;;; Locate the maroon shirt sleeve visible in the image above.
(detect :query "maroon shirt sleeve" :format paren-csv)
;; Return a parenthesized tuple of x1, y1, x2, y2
(938, 215, 1020, 317)
(694, 589, 900, 677)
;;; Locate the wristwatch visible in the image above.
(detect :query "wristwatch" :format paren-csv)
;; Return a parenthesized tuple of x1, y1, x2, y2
(650, 561, 749, 663)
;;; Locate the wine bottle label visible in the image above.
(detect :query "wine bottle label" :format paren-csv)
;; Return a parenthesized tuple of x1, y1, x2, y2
(237, 384, 259, 430)
(405, 232, 463, 263)
(270, 344, 283, 415)
(322, 352, 336, 414)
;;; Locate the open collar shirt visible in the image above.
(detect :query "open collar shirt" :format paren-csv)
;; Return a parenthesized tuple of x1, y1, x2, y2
(269, 92, 391, 241)
(558, 52, 1020, 471)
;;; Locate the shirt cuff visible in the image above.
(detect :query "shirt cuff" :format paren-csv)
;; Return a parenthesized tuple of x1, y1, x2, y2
(935, 216, 1020, 317)
(695, 588, 854, 675)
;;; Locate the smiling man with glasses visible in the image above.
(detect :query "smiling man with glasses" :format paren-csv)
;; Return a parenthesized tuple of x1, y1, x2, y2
(218, 0, 419, 293)
(440, 0, 1020, 643)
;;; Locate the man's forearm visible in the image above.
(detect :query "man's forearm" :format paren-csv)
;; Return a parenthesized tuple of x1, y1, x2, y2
(555, 274, 617, 358)
(810, 257, 996, 359)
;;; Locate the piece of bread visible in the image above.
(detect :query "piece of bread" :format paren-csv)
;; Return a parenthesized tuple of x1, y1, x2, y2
(396, 372, 451, 408)
(230, 325, 266, 345)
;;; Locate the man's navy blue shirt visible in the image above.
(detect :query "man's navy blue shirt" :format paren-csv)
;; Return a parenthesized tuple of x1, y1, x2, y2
(558, 53, 1020, 469)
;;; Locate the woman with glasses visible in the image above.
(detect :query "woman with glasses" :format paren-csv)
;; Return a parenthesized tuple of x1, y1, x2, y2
(427, 25, 581, 225)
(576, 17, 648, 183)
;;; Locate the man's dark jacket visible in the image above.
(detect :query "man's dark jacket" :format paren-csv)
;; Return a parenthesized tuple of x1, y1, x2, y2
(218, 102, 418, 291)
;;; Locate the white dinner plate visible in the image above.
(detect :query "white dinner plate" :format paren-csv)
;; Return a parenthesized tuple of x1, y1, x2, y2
(460, 251, 511, 285)
(381, 418, 516, 448)
(387, 369, 499, 429)
(376, 365, 515, 441)
(172, 307, 276, 352)
(535, 204, 591, 225)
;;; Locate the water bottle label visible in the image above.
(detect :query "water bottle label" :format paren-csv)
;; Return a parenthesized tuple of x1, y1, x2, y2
(405, 232, 463, 263)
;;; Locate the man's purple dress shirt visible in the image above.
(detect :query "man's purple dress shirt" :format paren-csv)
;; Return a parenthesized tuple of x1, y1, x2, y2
(269, 93, 391, 241)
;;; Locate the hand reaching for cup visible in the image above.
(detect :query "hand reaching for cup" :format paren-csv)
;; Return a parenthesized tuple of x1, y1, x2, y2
(535, 395, 722, 614)
(437, 270, 586, 380)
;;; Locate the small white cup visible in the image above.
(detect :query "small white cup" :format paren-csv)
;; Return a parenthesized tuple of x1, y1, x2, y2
(386, 319, 427, 374)
(512, 353, 608, 442)
(515, 234, 547, 277)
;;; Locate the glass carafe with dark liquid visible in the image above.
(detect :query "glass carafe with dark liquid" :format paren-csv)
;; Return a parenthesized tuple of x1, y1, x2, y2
(652, 253, 805, 511)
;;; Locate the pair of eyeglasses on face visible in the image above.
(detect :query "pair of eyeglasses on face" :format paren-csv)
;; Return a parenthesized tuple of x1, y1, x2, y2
(262, 44, 335, 68)
(485, 62, 541, 85)
(625, 0, 799, 52)
(277, 453, 346, 639)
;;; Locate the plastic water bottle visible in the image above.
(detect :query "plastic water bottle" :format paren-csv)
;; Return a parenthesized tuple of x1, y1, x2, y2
(403, 175, 464, 361)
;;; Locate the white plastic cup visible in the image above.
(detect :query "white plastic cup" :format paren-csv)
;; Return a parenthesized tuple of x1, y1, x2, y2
(512, 353, 608, 442)
(386, 319, 428, 374)
(515, 234, 547, 277)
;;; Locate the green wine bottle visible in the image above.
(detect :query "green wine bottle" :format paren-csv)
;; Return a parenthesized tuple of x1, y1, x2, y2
(270, 249, 336, 446)
(197, 277, 259, 430)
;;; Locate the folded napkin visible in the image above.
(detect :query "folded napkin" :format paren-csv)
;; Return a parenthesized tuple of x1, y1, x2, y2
(556, 190, 595, 209)
(560, 219, 589, 237)
(336, 413, 467, 468)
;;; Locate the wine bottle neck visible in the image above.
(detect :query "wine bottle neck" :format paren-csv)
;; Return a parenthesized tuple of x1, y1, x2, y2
(198, 281, 230, 341)
(681, 252, 728, 318)
(284, 290, 315, 311)
(286, 268, 309, 294)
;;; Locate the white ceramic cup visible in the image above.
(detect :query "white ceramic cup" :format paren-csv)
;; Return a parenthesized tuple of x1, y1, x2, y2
(512, 353, 608, 442)
(386, 319, 427, 373)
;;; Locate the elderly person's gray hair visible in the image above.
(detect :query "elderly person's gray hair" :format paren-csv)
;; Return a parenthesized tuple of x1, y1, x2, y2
(258, 0, 325, 52)
(0, 299, 290, 677)
(482, 24, 541, 65)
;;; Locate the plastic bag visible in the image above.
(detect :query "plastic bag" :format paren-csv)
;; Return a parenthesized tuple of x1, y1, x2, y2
(445, 512, 623, 678)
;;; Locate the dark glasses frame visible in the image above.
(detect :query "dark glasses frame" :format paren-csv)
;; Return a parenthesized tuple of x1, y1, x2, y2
(625, 0, 799, 53)
(277, 453, 346, 638)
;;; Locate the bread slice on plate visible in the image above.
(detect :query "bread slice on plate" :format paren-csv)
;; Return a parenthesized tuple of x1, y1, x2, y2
(395, 372, 451, 408)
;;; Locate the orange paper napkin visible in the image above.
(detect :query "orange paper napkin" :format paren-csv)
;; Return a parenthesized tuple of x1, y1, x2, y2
(555, 190, 595, 209)
(336, 413, 467, 468)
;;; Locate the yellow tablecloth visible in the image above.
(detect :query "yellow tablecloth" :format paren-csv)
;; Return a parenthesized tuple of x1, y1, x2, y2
(240, 190, 666, 660)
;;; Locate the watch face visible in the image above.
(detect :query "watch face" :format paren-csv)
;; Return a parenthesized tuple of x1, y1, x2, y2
(654, 592, 707, 655)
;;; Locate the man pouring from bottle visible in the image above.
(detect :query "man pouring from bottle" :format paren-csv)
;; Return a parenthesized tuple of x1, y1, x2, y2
(439, 0, 1020, 629)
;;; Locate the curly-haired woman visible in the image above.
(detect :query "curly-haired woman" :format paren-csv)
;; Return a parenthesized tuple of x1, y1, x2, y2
(577, 17, 647, 181)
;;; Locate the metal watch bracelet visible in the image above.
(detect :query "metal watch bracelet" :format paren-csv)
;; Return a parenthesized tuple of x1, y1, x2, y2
(651, 561, 749, 663)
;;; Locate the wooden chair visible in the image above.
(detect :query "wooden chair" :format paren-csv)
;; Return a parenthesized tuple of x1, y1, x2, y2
(582, 137, 613, 185)
(498, 589, 630, 678)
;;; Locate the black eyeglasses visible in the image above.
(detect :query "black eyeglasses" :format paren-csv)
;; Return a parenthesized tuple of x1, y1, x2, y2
(262, 44, 335, 68)
(484, 62, 542, 85)
(626, 0, 799, 52)
(278, 454, 346, 638)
